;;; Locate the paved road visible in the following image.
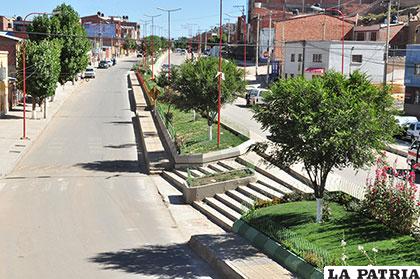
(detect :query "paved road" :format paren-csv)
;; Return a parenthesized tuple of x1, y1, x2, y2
(0, 57, 217, 279)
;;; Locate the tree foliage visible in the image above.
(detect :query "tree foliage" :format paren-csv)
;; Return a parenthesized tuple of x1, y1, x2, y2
(174, 57, 245, 138)
(123, 38, 137, 50)
(17, 40, 61, 103)
(174, 37, 188, 49)
(28, 4, 91, 84)
(140, 36, 168, 55)
(253, 71, 398, 220)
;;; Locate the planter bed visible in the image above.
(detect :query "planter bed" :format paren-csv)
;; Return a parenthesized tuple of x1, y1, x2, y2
(242, 201, 420, 269)
(188, 168, 254, 187)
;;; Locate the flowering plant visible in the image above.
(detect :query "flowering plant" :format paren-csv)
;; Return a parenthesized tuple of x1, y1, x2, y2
(363, 154, 420, 234)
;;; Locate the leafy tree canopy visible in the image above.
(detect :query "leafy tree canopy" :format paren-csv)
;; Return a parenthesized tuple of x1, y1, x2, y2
(253, 71, 398, 220)
(174, 57, 245, 127)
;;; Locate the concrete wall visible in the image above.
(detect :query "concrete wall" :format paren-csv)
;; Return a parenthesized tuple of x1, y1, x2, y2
(0, 51, 9, 116)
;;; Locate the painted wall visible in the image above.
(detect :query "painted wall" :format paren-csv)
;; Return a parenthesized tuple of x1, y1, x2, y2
(0, 51, 9, 116)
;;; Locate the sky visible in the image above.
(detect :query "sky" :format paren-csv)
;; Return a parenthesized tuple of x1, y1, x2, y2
(1, 0, 247, 38)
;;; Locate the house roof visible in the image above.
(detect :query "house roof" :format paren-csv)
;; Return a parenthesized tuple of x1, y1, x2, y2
(0, 31, 22, 42)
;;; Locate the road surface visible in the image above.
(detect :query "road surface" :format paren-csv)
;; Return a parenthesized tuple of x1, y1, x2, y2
(0, 57, 217, 278)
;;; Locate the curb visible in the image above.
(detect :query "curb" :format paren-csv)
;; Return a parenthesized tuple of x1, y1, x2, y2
(232, 219, 323, 279)
(385, 145, 408, 158)
(188, 234, 246, 279)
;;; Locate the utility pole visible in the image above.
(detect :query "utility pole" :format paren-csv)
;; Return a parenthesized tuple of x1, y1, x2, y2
(383, 0, 392, 86)
(157, 7, 181, 81)
(224, 18, 231, 43)
(266, 11, 272, 84)
(234, 5, 247, 80)
(255, 14, 260, 79)
(145, 14, 162, 80)
(197, 29, 202, 57)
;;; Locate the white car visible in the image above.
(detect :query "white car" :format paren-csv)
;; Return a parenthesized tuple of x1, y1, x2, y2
(249, 88, 271, 105)
(106, 60, 113, 67)
(407, 140, 420, 171)
(83, 67, 95, 79)
(406, 121, 420, 141)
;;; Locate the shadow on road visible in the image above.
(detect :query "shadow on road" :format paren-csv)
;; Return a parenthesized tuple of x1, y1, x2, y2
(104, 143, 137, 149)
(75, 160, 140, 173)
(89, 243, 218, 279)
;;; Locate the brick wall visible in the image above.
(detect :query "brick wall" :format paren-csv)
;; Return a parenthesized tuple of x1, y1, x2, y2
(273, 14, 354, 61)
(0, 38, 19, 78)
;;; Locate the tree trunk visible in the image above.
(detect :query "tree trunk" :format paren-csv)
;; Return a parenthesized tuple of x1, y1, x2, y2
(208, 124, 212, 140)
(43, 98, 47, 119)
(316, 198, 323, 223)
(31, 98, 36, 119)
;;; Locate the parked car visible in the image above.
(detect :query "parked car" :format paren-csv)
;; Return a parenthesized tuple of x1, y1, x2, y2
(394, 116, 418, 139)
(83, 67, 95, 79)
(245, 85, 260, 105)
(112, 57, 116, 65)
(407, 140, 420, 171)
(106, 60, 113, 67)
(98, 60, 109, 69)
(180, 49, 187, 55)
(249, 88, 271, 105)
(406, 121, 420, 141)
(137, 53, 143, 58)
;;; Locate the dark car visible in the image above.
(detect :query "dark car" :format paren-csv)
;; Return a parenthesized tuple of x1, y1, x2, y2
(98, 60, 108, 69)
(112, 58, 116, 66)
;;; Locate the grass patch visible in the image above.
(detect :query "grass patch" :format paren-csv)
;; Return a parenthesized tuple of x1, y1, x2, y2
(244, 201, 420, 267)
(187, 168, 254, 187)
(157, 102, 246, 154)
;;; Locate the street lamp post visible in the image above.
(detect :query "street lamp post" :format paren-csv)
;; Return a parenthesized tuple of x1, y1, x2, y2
(311, 6, 345, 74)
(144, 14, 162, 80)
(21, 11, 58, 139)
(157, 7, 181, 81)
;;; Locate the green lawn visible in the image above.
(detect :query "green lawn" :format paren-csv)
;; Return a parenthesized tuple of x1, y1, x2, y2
(158, 102, 246, 154)
(244, 201, 419, 267)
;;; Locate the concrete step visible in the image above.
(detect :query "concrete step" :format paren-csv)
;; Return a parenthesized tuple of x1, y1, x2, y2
(217, 160, 245, 171)
(248, 182, 284, 200)
(236, 153, 313, 194)
(161, 171, 187, 191)
(173, 169, 189, 180)
(226, 189, 255, 208)
(214, 193, 249, 214)
(190, 169, 206, 177)
(237, 185, 271, 201)
(193, 201, 233, 231)
(204, 197, 242, 221)
(198, 166, 217, 175)
(256, 176, 294, 195)
(208, 163, 230, 173)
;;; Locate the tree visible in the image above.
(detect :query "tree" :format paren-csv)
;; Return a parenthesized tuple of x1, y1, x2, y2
(174, 57, 245, 140)
(174, 37, 188, 49)
(253, 71, 398, 222)
(123, 38, 137, 51)
(17, 39, 61, 116)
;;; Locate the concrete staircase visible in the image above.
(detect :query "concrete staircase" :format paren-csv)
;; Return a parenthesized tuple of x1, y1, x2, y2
(162, 153, 313, 231)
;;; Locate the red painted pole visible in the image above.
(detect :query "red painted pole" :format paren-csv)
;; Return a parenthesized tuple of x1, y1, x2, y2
(22, 41, 26, 139)
(168, 13, 171, 80)
(243, 15, 247, 80)
(217, 0, 223, 147)
(151, 24, 155, 79)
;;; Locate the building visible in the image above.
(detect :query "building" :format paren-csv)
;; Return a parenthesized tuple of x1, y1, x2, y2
(0, 32, 22, 79)
(283, 40, 385, 83)
(0, 51, 8, 116)
(81, 13, 140, 63)
(273, 14, 355, 62)
(0, 16, 14, 31)
(404, 44, 420, 117)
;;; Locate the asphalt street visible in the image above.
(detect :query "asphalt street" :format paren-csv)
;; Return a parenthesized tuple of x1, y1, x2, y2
(0, 57, 217, 279)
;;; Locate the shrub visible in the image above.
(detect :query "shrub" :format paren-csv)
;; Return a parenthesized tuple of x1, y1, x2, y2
(253, 197, 281, 209)
(362, 155, 420, 234)
(326, 192, 361, 212)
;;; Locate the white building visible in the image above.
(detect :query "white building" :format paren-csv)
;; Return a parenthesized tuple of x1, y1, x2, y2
(283, 40, 385, 84)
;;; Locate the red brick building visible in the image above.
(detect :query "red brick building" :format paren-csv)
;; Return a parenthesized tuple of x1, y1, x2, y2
(0, 32, 22, 78)
(273, 14, 354, 61)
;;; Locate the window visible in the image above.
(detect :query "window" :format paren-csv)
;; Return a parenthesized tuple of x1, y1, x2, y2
(298, 54, 302, 62)
(415, 64, 420, 76)
(352, 55, 363, 63)
(313, 54, 322, 63)
(370, 32, 377, 41)
(291, 54, 295, 62)
(356, 32, 365, 41)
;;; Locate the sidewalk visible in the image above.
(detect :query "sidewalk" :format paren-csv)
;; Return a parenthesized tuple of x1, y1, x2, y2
(0, 79, 86, 177)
